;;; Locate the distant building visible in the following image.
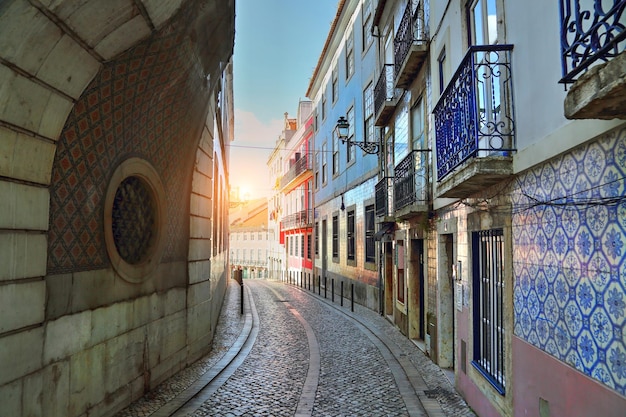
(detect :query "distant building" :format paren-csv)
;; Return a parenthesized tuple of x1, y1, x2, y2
(279, 101, 315, 286)
(230, 198, 269, 279)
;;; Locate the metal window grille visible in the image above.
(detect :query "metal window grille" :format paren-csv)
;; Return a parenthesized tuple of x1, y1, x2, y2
(347, 209, 356, 261)
(472, 229, 505, 394)
(365, 205, 375, 263)
(332, 215, 339, 258)
(315, 222, 319, 256)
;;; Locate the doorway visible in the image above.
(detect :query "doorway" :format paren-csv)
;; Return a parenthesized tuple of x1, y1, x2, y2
(409, 238, 425, 341)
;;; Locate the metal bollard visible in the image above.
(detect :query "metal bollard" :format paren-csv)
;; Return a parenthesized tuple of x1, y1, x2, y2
(324, 276, 327, 299)
(341, 281, 344, 306)
(332, 279, 334, 302)
(318, 275, 321, 295)
(351, 283, 354, 312)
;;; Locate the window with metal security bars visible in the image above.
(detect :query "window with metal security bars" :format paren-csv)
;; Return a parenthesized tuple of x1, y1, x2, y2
(365, 205, 375, 263)
(307, 234, 312, 260)
(347, 209, 355, 261)
(301, 234, 305, 258)
(472, 228, 506, 394)
(332, 215, 339, 260)
(315, 222, 319, 256)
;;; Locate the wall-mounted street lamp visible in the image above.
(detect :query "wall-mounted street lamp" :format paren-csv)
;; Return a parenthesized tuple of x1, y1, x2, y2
(335, 116, 380, 155)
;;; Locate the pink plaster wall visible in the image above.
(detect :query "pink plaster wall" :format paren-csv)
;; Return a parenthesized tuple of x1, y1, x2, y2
(512, 336, 626, 417)
(456, 307, 503, 417)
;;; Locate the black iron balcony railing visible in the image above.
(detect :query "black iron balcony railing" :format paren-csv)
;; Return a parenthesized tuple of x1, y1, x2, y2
(434, 45, 516, 181)
(281, 209, 313, 230)
(559, 0, 626, 84)
(374, 64, 402, 125)
(394, 150, 429, 211)
(280, 155, 312, 190)
(375, 176, 394, 218)
(394, 0, 427, 79)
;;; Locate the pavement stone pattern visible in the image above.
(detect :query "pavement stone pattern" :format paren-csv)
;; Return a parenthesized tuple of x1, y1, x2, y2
(115, 279, 476, 417)
(192, 282, 309, 416)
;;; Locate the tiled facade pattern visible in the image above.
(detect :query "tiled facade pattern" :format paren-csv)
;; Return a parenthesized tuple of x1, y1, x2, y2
(48, 21, 208, 273)
(512, 126, 626, 396)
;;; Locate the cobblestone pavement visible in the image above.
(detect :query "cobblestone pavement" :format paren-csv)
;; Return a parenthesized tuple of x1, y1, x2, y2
(115, 279, 476, 417)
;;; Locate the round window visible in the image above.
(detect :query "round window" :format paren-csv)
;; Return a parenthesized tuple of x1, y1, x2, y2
(104, 158, 165, 282)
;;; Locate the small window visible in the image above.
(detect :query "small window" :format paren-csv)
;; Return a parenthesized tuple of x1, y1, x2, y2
(365, 205, 375, 263)
(332, 65, 338, 102)
(347, 106, 355, 163)
(315, 222, 319, 256)
(438, 48, 447, 94)
(347, 209, 355, 261)
(332, 215, 339, 260)
(346, 29, 355, 79)
(362, 0, 373, 51)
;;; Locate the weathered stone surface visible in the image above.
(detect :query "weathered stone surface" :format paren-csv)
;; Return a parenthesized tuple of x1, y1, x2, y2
(188, 259, 211, 284)
(565, 51, 626, 120)
(0, 328, 44, 386)
(0, 66, 72, 140)
(0, 181, 49, 230)
(94, 15, 151, 60)
(44, 311, 92, 364)
(104, 328, 144, 393)
(0, 127, 56, 185)
(91, 301, 134, 345)
(0, 281, 45, 333)
(41, 361, 70, 417)
(0, 379, 21, 417)
(141, 0, 184, 28)
(0, 232, 47, 281)
(69, 344, 106, 416)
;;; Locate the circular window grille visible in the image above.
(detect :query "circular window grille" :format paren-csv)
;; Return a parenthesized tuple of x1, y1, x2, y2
(104, 158, 165, 283)
(112, 176, 156, 265)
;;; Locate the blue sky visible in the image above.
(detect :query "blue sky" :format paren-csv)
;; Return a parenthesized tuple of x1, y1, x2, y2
(231, 0, 338, 199)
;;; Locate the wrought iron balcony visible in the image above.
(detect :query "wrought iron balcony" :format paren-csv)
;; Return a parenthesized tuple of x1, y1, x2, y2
(394, 0, 428, 89)
(434, 45, 516, 198)
(280, 209, 313, 231)
(374, 64, 402, 126)
(560, 0, 625, 83)
(394, 150, 429, 219)
(280, 155, 312, 191)
(560, 0, 626, 119)
(375, 177, 394, 220)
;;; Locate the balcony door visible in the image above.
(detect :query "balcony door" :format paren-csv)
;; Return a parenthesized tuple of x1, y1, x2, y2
(468, 0, 512, 156)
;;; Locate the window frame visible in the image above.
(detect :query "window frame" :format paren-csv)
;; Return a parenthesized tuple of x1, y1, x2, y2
(332, 214, 339, 262)
(347, 207, 356, 265)
(472, 228, 506, 395)
(365, 204, 375, 264)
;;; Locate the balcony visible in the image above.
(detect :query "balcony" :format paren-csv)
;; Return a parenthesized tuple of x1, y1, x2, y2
(560, 0, 626, 119)
(375, 177, 394, 221)
(394, 150, 429, 220)
(374, 64, 402, 126)
(280, 155, 312, 191)
(394, 0, 429, 89)
(281, 209, 313, 231)
(434, 45, 516, 199)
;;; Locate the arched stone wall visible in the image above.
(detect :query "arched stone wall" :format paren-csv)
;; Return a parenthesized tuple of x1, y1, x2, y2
(0, 1, 234, 416)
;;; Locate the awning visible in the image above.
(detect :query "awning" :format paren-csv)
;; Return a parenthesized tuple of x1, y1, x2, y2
(374, 223, 394, 241)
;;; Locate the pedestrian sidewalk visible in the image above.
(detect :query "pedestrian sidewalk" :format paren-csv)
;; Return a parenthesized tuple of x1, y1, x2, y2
(116, 278, 475, 417)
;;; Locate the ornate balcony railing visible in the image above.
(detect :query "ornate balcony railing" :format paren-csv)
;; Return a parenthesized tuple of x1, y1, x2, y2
(394, 150, 429, 211)
(374, 64, 402, 125)
(280, 155, 312, 190)
(559, 0, 626, 84)
(281, 209, 313, 230)
(375, 177, 394, 218)
(394, 0, 428, 84)
(434, 45, 516, 181)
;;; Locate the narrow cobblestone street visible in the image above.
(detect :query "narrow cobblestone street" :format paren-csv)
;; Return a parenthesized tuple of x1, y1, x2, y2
(115, 279, 475, 417)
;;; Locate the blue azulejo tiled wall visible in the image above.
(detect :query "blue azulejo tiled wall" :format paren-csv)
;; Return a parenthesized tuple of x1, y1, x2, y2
(512, 126, 626, 396)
